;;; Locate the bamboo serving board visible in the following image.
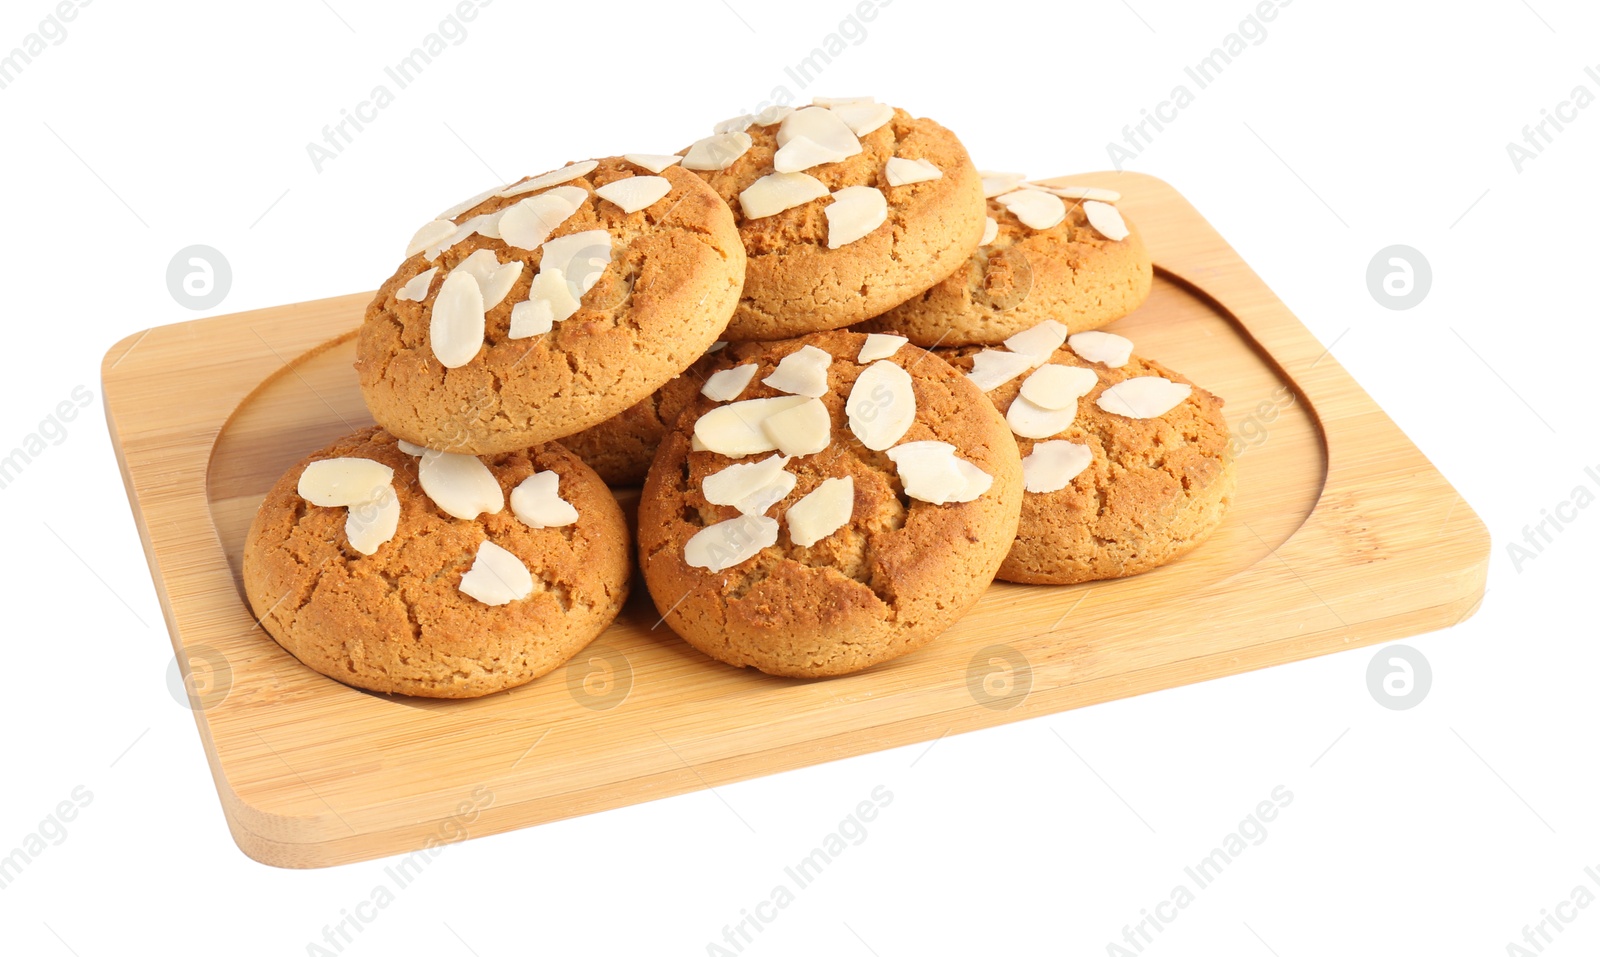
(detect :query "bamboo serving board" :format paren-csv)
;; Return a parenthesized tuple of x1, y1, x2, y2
(104, 173, 1489, 869)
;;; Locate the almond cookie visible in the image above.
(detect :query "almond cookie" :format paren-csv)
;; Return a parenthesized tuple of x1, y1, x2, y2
(638, 330, 1023, 678)
(357, 157, 745, 455)
(863, 176, 1152, 347)
(678, 98, 985, 341)
(242, 426, 630, 698)
(940, 322, 1233, 584)
(560, 348, 722, 487)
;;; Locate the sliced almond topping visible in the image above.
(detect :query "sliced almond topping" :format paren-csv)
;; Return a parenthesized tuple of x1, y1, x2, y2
(623, 153, 683, 174)
(595, 175, 673, 214)
(510, 471, 579, 528)
(684, 514, 778, 573)
(761, 398, 831, 457)
(1083, 200, 1130, 241)
(884, 157, 942, 187)
(713, 113, 755, 134)
(407, 220, 458, 259)
(1019, 364, 1099, 410)
(762, 344, 832, 397)
(857, 333, 907, 363)
(1022, 440, 1094, 494)
(846, 360, 915, 451)
(739, 171, 829, 219)
(429, 270, 486, 369)
(298, 458, 395, 507)
(540, 229, 612, 298)
(980, 171, 1027, 198)
(497, 160, 599, 199)
(886, 441, 993, 505)
(1068, 330, 1133, 367)
(396, 440, 426, 456)
(981, 216, 999, 246)
(1027, 182, 1122, 203)
(693, 395, 812, 457)
(682, 131, 753, 171)
(498, 190, 583, 250)
(773, 135, 850, 173)
(996, 188, 1067, 230)
(753, 104, 795, 126)
(703, 454, 796, 516)
(437, 183, 504, 220)
(1097, 377, 1192, 419)
(777, 107, 862, 161)
(396, 267, 438, 302)
(829, 100, 895, 137)
(454, 249, 523, 310)
(458, 541, 533, 606)
(423, 210, 506, 260)
(345, 485, 400, 555)
(1007, 394, 1077, 439)
(966, 349, 1037, 392)
(417, 449, 504, 520)
(706, 341, 728, 353)
(701, 363, 759, 402)
(825, 185, 888, 249)
(785, 476, 854, 547)
(1003, 319, 1069, 364)
(811, 95, 873, 107)
(508, 268, 579, 338)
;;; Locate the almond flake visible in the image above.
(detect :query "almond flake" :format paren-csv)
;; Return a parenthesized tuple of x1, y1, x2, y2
(702, 454, 796, 516)
(753, 104, 795, 126)
(623, 153, 683, 174)
(1003, 319, 1069, 364)
(762, 344, 832, 397)
(981, 171, 1027, 198)
(684, 514, 778, 573)
(508, 268, 579, 338)
(595, 175, 672, 214)
(825, 185, 888, 248)
(706, 341, 729, 353)
(418, 449, 504, 520)
(437, 183, 505, 220)
(701, 363, 759, 402)
(1068, 331, 1133, 367)
(846, 360, 915, 450)
(458, 541, 533, 605)
(424, 210, 506, 260)
(429, 270, 486, 369)
(1027, 182, 1122, 203)
(966, 349, 1036, 392)
(811, 95, 873, 107)
(761, 398, 831, 456)
(857, 334, 906, 363)
(298, 458, 395, 507)
(713, 113, 755, 134)
(883, 157, 942, 187)
(829, 101, 894, 137)
(499, 190, 583, 250)
(694, 395, 812, 457)
(1083, 200, 1130, 241)
(1022, 440, 1094, 494)
(682, 131, 753, 171)
(777, 107, 862, 161)
(345, 485, 400, 555)
(785, 476, 853, 547)
(397, 267, 438, 302)
(1006, 394, 1077, 439)
(981, 217, 999, 246)
(996, 188, 1067, 230)
(1097, 377, 1192, 419)
(397, 440, 426, 456)
(739, 171, 829, 219)
(510, 471, 579, 528)
(539, 229, 612, 298)
(407, 220, 457, 259)
(453, 249, 523, 310)
(1019, 364, 1099, 410)
(773, 135, 850, 173)
(497, 161, 599, 199)
(886, 441, 993, 505)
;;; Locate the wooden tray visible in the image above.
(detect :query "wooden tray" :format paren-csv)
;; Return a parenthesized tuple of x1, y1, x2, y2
(104, 173, 1489, 868)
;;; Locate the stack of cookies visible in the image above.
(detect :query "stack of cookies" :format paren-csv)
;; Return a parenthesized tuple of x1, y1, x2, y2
(242, 97, 1233, 697)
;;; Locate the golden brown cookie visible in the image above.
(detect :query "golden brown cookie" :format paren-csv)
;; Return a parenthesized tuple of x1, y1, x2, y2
(357, 157, 745, 455)
(638, 330, 1022, 678)
(678, 99, 985, 341)
(864, 178, 1152, 347)
(940, 323, 1232, 584)
(242, 426, 630, 698)
(560, 350, 721, 487)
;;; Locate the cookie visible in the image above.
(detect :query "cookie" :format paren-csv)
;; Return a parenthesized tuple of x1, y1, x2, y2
(862, 176, 1152, 347)
(939, 322, 1232, 584)
(357, 157, 746, 456)
(242, 426, 630, 698)
(679, 98, 985, 341)
(561, 349, 721, 487)
(637, 329, 1023, 678)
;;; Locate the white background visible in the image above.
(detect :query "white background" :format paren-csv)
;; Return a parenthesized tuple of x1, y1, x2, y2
(3, 0, 1597, 954)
